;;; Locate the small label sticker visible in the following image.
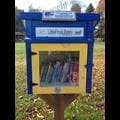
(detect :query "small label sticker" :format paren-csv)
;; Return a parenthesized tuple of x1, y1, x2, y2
(42, 11, 76, 21)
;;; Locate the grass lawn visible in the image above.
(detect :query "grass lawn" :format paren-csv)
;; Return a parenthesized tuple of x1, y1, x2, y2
(15, 41, 105, 120)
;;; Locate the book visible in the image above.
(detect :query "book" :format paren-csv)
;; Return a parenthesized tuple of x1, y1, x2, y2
(48, 65, 54, 83)
(45, 63, 51, 83)
(41, 64, 49, 83)
(40, 65, 45, 83)
(71, 59, 79, 84)
(66, 55, 72, 83)
(61, 62, 69, 83)
(56, 63, 63, 82)
(54, 62, 61, 82)
(51, 61, 60, 82)
(40, 65, 44, 81)
(68, 60, 74, 84)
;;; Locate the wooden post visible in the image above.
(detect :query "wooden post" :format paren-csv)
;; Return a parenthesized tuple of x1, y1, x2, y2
(54, 94, 65, 120)
(40, 94, 79, 120)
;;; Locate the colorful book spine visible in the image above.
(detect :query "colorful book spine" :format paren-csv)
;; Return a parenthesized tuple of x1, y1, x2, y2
(45, 63, 51, 83)
(68, 61, 74, 84)
(51, 61, 60, 82)
(55, 62, 61, 82)
(40, 55, 79, 86)
(61, 62, 69, 83)
(56, 64, 63, 82)
(41, 65, 46, 83)
(71, 59, 79, 84)
(41, 65, 49, 83)
(40, 66, 44, 81)
(66, 55, 72, 82)
(49, 64, 55, 83)
(48, 65, 54, 83)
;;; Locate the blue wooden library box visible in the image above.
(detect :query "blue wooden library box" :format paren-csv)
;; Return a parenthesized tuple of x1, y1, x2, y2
(19, 11, 100, 94)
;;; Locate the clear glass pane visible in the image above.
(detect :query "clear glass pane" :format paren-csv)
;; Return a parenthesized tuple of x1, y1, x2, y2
(39, 51, 79, 87)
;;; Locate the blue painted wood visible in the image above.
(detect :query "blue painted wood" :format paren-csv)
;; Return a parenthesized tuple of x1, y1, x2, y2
(86, 39, 94, 93)
(20, 12, 100, 40)
(87, 22, 94, 38)
(19, 12, 100, 94)
(32, 21, 87, 39)
(26, 20, 32, 38)
(26, 43, 32, 94)
(19, 12, 100, 25)
(24, 37, 94, 43)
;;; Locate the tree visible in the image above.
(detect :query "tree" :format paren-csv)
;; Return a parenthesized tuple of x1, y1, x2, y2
(94, 14, 105, 41)
(71, 3, 81, 12)
(85, 3, 95, 13)
(94, 0, 105, 41)
(15, 6, 25, 32)
(70, 0, 86, 12)
(51, 0, 84, 12)
(28, 4, 41, 12)
(52, 0, 68, 11)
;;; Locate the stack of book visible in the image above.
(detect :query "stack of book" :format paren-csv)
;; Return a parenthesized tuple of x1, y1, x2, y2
(40, 56, 79, 86)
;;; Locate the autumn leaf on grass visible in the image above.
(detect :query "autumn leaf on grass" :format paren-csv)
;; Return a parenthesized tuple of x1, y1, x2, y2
(26, 107, 38, 118)
(23, 88, 27, 94)
(18, 96, 23, 99)
(18, 106, 23, 112)
(72, 102, 75, 106)
(33, 98, 38, 103)
(37, 113, 44, 119)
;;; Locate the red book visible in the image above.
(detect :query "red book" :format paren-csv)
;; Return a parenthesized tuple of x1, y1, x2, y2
(72, 59, 79, 84)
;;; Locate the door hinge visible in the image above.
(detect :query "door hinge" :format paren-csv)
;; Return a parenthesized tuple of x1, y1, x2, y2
(84, 64, 94, 68)
(32, 83, 38, 86)
(31, 51, 37, 55)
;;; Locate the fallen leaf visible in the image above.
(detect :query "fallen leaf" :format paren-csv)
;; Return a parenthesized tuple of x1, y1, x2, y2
(37, 113, 44, 118)
(18, 96, 23, 99)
